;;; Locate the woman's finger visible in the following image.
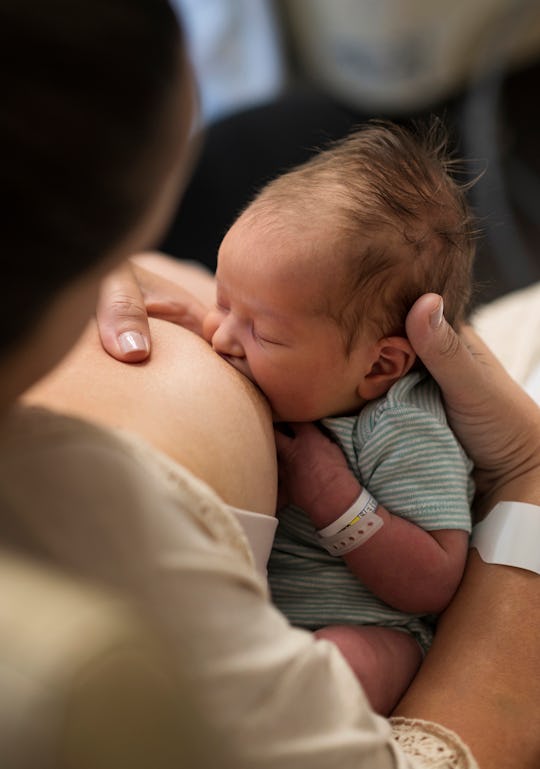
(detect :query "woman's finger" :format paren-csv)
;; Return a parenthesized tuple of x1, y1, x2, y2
(131, 252, 216, 308)
(406, 293, 518, 408)
(405, 294, 474, 400)
(406, 293, 540, 509)
(96, 261, 151, 362)
(96, 256, 212, 363)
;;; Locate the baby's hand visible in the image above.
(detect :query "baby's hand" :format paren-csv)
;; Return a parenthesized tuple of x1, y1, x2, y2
(275, 423, 361, 529)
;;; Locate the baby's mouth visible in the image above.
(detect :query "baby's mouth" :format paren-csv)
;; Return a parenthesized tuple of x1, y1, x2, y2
(218, 353, 276, 415)
(218, 353, 256, 384)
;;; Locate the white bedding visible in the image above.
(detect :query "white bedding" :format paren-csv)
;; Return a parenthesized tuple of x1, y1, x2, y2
(473, 281, 540, 400)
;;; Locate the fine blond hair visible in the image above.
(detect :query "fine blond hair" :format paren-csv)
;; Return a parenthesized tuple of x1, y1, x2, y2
(247, 120, 477, 351)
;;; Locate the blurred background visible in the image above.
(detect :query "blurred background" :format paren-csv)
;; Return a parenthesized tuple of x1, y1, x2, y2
(166, 0, 540, 309)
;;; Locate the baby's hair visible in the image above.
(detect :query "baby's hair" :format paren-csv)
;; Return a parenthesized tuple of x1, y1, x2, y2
(248, 119, 477, 352)
(0, 0, 184, 356)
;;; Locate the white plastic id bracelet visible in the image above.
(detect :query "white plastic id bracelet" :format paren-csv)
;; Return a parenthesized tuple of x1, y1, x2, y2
(317, 490, 383, 556)
(317, 487, 374, 538)
(471, 501, 540, 575)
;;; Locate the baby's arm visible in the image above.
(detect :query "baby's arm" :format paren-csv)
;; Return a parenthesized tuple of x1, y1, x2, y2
(276, 423, 469, 614)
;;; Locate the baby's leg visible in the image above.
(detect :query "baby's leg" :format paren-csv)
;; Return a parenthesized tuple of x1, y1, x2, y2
(315, 625, 422, 716)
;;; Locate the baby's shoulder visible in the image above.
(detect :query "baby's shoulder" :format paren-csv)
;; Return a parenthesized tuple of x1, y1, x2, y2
(358, 371, 449, 444)
(386, 370, 445, 415)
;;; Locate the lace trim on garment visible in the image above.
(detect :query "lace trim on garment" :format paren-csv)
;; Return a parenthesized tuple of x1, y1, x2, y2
(390, 718, 479, 769)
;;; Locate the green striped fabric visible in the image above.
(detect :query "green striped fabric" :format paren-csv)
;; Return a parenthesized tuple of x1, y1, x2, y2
(268, 371, 474, 651)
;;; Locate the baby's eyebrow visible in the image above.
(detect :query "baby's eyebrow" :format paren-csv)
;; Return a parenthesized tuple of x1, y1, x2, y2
(252, 304, 293, 326)
(214, 282, 230, 306)
(216, 275, 293, 326)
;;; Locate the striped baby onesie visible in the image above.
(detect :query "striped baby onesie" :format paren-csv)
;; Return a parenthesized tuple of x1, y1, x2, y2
(267, 370, 474, 652)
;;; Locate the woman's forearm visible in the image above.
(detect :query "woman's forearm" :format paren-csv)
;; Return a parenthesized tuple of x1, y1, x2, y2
(395, 549, 540, 769)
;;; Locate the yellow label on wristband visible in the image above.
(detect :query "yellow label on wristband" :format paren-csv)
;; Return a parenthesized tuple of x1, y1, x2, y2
(317, 492, 382, 556)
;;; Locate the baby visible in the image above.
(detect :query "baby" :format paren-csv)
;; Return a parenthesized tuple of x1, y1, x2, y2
(201, 121, 475, 715)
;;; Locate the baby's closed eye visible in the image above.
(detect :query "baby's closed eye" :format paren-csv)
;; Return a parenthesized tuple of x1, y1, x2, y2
(252, 328, 286, 346)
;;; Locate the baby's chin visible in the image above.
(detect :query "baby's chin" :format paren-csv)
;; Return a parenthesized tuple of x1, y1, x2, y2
(271, 403, 360, 424)
(269, 404, 324, 424)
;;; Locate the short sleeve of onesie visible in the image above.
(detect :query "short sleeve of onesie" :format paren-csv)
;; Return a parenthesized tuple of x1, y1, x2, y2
(325, 371, 474, 533)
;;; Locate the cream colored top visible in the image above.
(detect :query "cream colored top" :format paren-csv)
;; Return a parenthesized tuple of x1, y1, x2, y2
(0, 406, 477, 769)
(473, 281, 540, 386)
(0, 549, 204, 769)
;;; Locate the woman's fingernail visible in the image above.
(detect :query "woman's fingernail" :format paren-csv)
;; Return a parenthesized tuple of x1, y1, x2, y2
(118, 331, 149, 354)
(430, 299, 444, 330)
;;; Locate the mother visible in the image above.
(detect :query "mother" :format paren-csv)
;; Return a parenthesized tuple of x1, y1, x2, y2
(3, 1, 540, 767)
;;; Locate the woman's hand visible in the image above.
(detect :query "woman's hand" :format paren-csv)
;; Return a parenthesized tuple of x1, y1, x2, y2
(406, 294, 540, 515)
(96, 254, 213, 362)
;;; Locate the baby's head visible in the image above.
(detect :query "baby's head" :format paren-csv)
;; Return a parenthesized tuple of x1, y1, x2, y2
(205, 121, 476, 422)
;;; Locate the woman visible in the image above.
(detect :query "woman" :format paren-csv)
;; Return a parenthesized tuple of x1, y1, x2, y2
(2, 1, 540, 767)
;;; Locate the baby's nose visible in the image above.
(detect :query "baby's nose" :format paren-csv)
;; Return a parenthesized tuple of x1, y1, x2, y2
(207, 313, 244, 358)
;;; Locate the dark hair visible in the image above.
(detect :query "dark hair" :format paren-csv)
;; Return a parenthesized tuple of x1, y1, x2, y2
(251, 120, 477, 352)
(0, 0, 184, 354)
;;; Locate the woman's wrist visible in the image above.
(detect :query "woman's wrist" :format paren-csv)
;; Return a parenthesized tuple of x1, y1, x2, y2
(474, 466, 540, 520)
(395, 549, 540, 768)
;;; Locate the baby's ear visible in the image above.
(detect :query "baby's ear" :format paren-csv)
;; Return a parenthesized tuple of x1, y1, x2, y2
(357, 336, 416, 400)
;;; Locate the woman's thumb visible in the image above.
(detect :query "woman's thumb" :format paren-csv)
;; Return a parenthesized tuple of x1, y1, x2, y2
(405, 294, 468, 399)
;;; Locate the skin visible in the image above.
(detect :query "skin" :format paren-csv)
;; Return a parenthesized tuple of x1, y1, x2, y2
(396, 549, 540, 768)
(25, 251, 278, 516)
(204, 209, 416, 422)
(23, 318, 277, 517)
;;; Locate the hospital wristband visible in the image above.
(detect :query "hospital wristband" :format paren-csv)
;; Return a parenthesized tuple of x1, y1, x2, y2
(470, 501, 540, 575)
(317, 487, 374, 537)
(317, 489, 383, 556)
